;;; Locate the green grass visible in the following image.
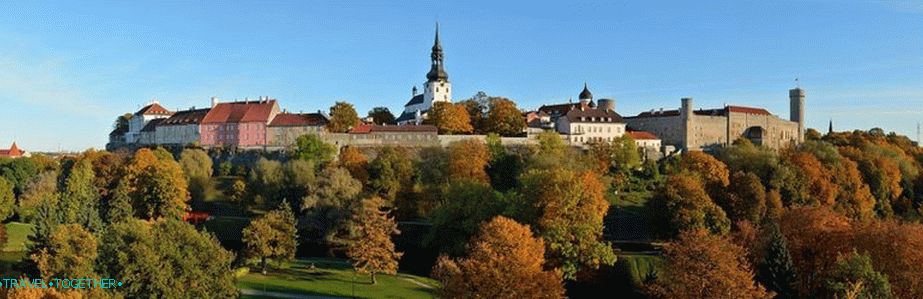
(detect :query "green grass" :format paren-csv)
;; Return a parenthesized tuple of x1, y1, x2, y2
(236, 258, 439, 299)
(3, 222, 35, 252)
(609, 190, 653, 214)
(615, 254, 665, 285)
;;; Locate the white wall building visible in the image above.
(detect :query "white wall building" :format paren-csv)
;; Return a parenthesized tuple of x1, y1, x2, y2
(396, 25, 452, 125)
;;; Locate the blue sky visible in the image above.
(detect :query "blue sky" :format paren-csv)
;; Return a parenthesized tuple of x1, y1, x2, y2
(0, 0, 921, 151)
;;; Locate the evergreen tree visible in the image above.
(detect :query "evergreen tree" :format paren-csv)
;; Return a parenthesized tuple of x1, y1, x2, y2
(758, 224, 798, 299)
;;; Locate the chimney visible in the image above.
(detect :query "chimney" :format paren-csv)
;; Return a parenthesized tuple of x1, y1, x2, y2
(211, 97, 219, 108)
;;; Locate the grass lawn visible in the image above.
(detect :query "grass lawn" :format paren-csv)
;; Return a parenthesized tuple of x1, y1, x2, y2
(609, 190, 653, 214)
(3, 222, 35, 252)
(237, 258, 439, 299)
(616, 254, 665, 285)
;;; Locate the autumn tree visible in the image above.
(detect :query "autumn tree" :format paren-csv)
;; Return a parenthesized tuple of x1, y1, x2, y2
(337, 146, 369, 184)
(300, 167, 362, 253)
(718, 171, 768, 224)
(367, 107, 396, 125)
(179, 148, 214, 202)
(346, 196, 402, 284)
(428, 101, 473, 134)
(758, 224, 798, 299)
(678, 151, 730, 196)
(293, 134, 336, 165)
(446, 139, 490, 184)
(99, 219, 236, 298)
(458, 92, 489, 132)
(0, 177, 14, 221)
(647, 174, 730, 238)
(433, 216, 565, 299)
(31, 224, 98, 280)
(782, 151, 837, 207)
(17, 171, 58, 221)
(248, 157, 284, 206)
(519, 169, 615, 279)
(111, 149, 189, 221)
(647, 229, 770, 299)
(779, 207, 854, 296)
(59, 159, 103, 232)
(227, 179, 247, 203)
(484, 97, 525, 136)
(822, 251, 893, 299)
(327, 101, 359, 133)
(852, 220, 923, 298)
(426, 181, 507, 255)
(243, 201, 298, 274)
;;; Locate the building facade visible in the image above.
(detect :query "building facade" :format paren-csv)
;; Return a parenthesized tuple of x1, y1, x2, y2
(540, 84, 627, 145)
(200, 98, 281, 147)
(624, 88, 805, 151)
(0, 142, 27, 158)
(126, 101, 173, 144)
(267, 112, 329, 147)
(156, 108, 210, 146)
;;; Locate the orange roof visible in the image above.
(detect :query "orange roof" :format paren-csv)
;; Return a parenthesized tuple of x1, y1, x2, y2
(727, 106, 772, 116)
(135, 102, 173, 116)
(202, 100, 278, 124)
(627, 131, 659, 140)
(0, 142, 24, 157)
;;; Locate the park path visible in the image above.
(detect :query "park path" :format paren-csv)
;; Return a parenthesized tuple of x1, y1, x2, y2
(239, 289, 346, 299)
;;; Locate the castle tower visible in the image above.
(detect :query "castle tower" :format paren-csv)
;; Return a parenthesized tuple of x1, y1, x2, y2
(790, 88, 805, 142)
(423, 24, 451, 106)
(681, 97, 695, 150)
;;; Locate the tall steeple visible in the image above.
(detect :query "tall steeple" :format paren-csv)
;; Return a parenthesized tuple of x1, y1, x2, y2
(828, 119, 833, 134)
(427, 23, 448, 82)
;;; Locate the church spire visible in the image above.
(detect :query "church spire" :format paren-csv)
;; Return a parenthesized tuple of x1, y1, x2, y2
(828, 119, 833, 134)
(427, 23, 448, 82)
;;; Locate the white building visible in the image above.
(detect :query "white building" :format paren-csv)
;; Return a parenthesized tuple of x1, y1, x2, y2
(126, 101, 173, 144)
(550, 85, 627, 145)
(396, 25, 452, 125)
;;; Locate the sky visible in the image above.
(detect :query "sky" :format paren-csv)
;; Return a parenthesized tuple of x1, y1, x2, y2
(0, 0, 921, 151)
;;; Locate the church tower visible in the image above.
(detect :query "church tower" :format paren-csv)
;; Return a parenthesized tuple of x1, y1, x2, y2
(423, 24, 451, 106)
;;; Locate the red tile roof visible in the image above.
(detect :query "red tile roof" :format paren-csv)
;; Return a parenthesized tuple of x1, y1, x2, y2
(135, 102, 173, 116)
(269, 113, 328, 127)
(627, 130, 659, 140)
(0, 142, 24, 157)
(350, 124, 437, 134)
(161, 108, 210, 126)
(727, 105, 772, 116)
(202, 100, 278, 124)
(628, 105, 773, 118)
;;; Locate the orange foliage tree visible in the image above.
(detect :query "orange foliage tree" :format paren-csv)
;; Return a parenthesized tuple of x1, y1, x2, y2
(779, 206, 854, 297)
(433, 216, 565, 299)
(111, 148, 189, 221)
(346, 196, 402, 284)
(337, 146, 369, 184)
(446, 139, 490, 184)
(852, 220, 923, 298)
(648, 174, 730, 238)
(484, 98, 525, 136)
(647, 229, 771, 299)
(429, 102, 473, 134)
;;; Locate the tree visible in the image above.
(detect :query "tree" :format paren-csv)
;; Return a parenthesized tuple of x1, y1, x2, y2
(647, 174, 730, 238)
(519, 169, 615, 279)
(678, 151, 730, 196)
(0, 177, 14, 221)
(17, 171, 58, 221)
(433, 216, 565, 299)
(31, 224, 98, 280)
(0, 225, 6, 254)
(59, 159, 103, 231)
(328, 101, 359, 133)
(346, 196, 402, 284)
(852, 220, 923, 299)
(779, 207, 853, 296)
(485, 134, 523, 191)
(484, 97, 525, 136)
(822, 251, 893, 299)
(647, 229, 770, 299)
(719, 171, 768, 224)
(446, 139, 490, 184)
(368, 147, 413, 201)
(758, 224, 798, 299)
(99, 219, 236, 298)
(367, 107, 396, 125)
(243, 201, 298, 274)
(428, 101, 473, 134)
(227, 179, 247, 203)
(0, 157, 39, 196)
(783, 151, 837, 207)
(426, 181, 507, 255)
(179, 148, 212, 179)
(459, 92, 488, 133)
(248, 157, 284, 205)
(301, 167, 362, 253)
(338, 146, 369, 184)
(293, 134, 336, 165)
(112, 149, 189, 221)
(114, 113, 132, 133)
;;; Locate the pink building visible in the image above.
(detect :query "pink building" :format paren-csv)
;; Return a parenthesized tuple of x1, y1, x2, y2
(200, 98, 280, 147)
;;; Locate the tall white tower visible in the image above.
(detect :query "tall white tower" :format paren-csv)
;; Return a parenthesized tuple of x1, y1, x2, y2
(423, 24, 451, 107)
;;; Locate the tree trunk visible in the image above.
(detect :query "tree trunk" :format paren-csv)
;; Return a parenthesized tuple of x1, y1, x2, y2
(261, 257, 268, 275)
(371, 272, 377, 285)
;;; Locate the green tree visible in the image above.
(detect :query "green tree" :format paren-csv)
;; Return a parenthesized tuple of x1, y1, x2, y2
(112, 148, 189, 221)
(484, 97, 525, 136)
(368, 107, 396, 125)
(17, 171, 58, 221)
(59, 159, 103, 231)
(368, 147, 413, 201)
(823, 251, 893, 299)
(293, 134, 336, 165)
(485, 134, 523, 191)
(179, 148, 213, 179)
(300, 167, 362, 253)
(282, 159, 316, 202)
(328, 101, 359, 133)
(31, 224, 98, 280)
(100, 219, 236, 298)
(243, 201, 298, 274)
(426, 181, 507, 255)
(611, 135, 642, 170)
(0, 177, 14, 221)
(248, 157, 284, 205)
(347, 196, 402, 284)
(0, 157, 39, 196)
(758, 224, 798, 299)
(458, 92, 488, 133)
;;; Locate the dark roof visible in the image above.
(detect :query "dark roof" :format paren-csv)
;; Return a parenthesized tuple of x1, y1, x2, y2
(109, 127, 127, 136)
(395, 109, 425, 123)
(269, 113, 328, 127)
(141, 118, 166, 132)
(202, 100, 278, 124)
(135, 102, 172, 116)
(579, 83, 593, 100)
(538, 103, 581, 117)
(727, 106, 772, 116)
(161, 108, 210, 126)
(564, 106, 624, 123)
(404, 94, 425, 107)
